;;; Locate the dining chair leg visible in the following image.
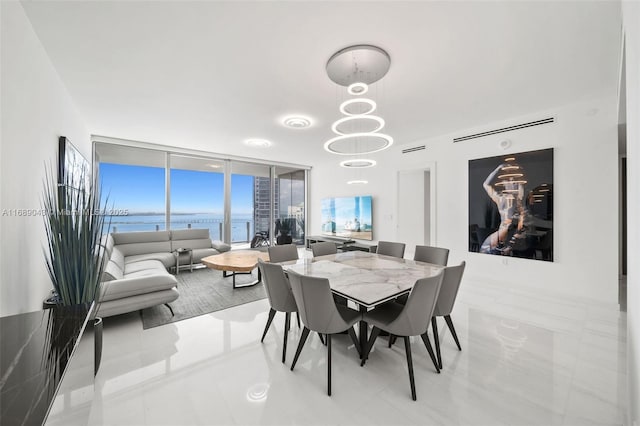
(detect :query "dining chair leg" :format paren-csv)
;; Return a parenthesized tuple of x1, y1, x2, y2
(282, 312, 291, 363)
(420, 332, 440, 374)
(431, 316, 442, 369)
(296, 312, 301, 328)
(347, 326, 361, 358)
(261, 308, 276, 343)
(318, 333, 325, 345)
(360, 326, 381, 366)
(444, 315, 462, 351)
(327, 334, 332, 396)
(388, 334, 396, 348)
(290, 327, 310, 371)
(404, 336, 417, 401)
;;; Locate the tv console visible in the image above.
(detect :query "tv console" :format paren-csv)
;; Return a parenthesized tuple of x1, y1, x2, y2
(306, 235, 377, 253)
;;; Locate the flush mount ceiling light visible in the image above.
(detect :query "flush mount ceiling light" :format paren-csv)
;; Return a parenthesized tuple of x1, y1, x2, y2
(340, 159, 377, 168)
(347, 82, 369, 95)
(207, 164, 222, 169)
(244, 138, 272, 147)
(347, 180, 369, 185)
(283, 116, 312, 129)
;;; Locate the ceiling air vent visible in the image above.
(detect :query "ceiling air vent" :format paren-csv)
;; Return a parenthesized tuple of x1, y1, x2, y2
(402, 145, 426, 154)
(453, 117, 555, 143)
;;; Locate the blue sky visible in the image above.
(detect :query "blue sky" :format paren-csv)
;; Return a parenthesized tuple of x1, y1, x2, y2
(100, 163, 254, 214)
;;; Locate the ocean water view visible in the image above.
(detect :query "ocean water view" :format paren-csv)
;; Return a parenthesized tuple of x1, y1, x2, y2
(104, 213, 255, 242)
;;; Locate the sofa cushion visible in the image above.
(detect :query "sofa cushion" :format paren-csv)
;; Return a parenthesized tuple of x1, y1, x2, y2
(191, 248, 220, 263)
(112, 231, 171, 245)
(111, 246, 125, 270)
(101, 234, 115, 259)
(99, 272, 177, 302)
(102, 260, 124, 281)
(211, 240, 231, 253)
(170, 228, 213, 251)
(112, 231, 172, 256)
(124, 252, 175, 269)
(97, 288, 179, 318)
(171, 228, 210, 240)
(124, 259, 166, 275)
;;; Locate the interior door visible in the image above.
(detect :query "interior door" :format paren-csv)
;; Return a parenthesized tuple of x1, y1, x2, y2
(397, 169, 430, 258)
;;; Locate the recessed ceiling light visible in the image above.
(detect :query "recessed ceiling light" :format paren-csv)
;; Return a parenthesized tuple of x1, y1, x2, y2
(347, 180, 368, 185)
(207, 164, 222, 169)
(340, 159, 377, 168)
(283, 116, 312, 129)
(245, 138, 272, 147)
(347, 82, 369, 95)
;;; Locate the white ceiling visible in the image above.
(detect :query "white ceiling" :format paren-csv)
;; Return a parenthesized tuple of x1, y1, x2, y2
(22, 1, 621, 166)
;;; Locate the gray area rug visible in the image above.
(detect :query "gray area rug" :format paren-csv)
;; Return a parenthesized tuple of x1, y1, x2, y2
(141, 267, 266, 329)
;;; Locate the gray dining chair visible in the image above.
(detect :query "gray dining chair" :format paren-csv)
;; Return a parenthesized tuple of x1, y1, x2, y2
(310, 241, 348, 307)
(310, 241, 338, 257)
(287, 270, 362, 396)
(268, 244, 299, 263)
(375, 241, 406, 258)
(258, 259, 298, 363)
(431, 261, 466, 369)
(414, 245, 450, 266)
(360, 272, 443, 401)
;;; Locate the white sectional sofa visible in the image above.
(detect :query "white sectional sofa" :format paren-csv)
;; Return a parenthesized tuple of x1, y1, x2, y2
(98, 228, 231, 317)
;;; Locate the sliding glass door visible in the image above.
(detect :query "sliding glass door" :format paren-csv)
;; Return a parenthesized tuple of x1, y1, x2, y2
(231, 162, 271, 246)
(169, 155, 225, 240)
(95, 142, 307, 247)
(97, 146, 166, 233)
(276, 168, 306, 245)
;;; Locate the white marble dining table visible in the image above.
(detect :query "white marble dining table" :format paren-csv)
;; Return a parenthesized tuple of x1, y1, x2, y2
(278, 251, 444, 356)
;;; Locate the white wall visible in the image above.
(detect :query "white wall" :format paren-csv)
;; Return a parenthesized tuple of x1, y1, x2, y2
(310, 97, 619, 304)
(0, 2, 90, 317)
(623, 1, 639, 423)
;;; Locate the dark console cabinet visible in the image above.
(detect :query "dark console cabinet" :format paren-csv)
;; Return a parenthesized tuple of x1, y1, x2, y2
(306, 235, 377, 253)
(0, 304, 96, 425)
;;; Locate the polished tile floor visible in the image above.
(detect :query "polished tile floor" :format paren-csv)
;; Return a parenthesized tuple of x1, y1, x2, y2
(89, 260, 627, 425)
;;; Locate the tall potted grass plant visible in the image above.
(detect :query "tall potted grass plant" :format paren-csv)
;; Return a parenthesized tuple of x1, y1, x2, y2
(42, 165, 109, 306)
(42, 149, 110, 375)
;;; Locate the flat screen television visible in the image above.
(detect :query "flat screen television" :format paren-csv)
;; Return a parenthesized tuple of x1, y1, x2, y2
(321, 195, 373, 240)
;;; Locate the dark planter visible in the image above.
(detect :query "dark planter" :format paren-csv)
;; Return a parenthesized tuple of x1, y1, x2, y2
(42, 299, 103, 376)
(277, 235, 292, 245)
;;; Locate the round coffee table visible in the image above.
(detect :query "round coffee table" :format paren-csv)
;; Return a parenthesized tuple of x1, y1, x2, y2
(201, 249, 270, 288)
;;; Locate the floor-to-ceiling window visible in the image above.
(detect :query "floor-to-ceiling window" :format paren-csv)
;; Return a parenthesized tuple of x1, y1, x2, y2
(97, 146, 166, 233)
(230, 161, 271, 245)
(169, 155, 225, 240)
(94, 141, 307, 247)
(275, 168, 306, 245)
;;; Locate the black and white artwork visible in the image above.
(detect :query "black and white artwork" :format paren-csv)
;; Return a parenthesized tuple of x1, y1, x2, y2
(58, 136, 90, 191)
(468, 148, 553, 261)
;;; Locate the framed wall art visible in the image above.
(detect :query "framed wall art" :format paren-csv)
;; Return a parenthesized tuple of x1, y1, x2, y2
(469, 148, 553, 261)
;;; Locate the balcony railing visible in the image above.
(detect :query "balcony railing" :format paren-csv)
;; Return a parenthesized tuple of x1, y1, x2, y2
(106, 217, 254, 243)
